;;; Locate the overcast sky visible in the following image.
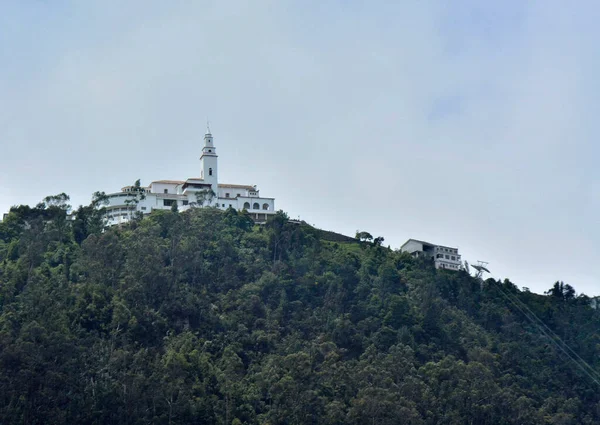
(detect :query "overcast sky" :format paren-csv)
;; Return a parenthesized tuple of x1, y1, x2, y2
(1, 1, 599, 296)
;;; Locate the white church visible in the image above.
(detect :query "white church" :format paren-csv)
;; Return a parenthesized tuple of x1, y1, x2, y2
(104, 128, 275, 226)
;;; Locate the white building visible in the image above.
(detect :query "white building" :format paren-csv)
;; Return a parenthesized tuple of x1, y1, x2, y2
(104, 129, 275, 226)
(400, 239, 462, 270)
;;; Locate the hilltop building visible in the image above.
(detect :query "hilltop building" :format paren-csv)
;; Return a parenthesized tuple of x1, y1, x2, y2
(400, 239, 462, 270)
(104, 129, 275, 226)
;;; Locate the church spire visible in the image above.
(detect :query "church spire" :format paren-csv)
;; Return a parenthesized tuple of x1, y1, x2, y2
(200, 124, 218, 194)
(203, 126, 214, 148)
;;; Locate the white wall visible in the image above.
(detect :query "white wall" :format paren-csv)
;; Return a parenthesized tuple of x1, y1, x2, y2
(105, 190, 275, 226)
(218, 186, 250, 198)
(435, 261, 462, 270)
(237, 196, 274, 211)
(216, 197, 240, 210)
(400, 240, 424, 254)
(200, 154, 218, 193)
(213, 196, 275, 213)
(149, 182, 181, 195)
(434, 246, 461, 263)
(105, 192, 161, 225)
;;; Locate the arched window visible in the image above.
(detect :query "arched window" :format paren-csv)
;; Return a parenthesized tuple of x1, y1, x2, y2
(209, 168, 213, 176)
(262, 203, 269, 210)
(243, 202, 250, 209)
(253, 203, 259, 210)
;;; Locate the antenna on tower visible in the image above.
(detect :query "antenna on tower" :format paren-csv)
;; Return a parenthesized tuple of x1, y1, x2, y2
(471, 260, 490, 280)
(206, 118, 211, 134)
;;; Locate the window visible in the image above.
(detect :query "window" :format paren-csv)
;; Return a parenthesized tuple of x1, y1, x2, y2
(209, 168, 213, 176)
(237, 193, 241, 197)
(243, 202, 250, 209)
(445, 254, 449, 259)
(222, 204, 225, 207)
(436, 254, 442, 258)
(451, 256, 455, 260)
(253, 202, 259, 210)
(225, 193, 230, 198)
(141, 207, 147, 211)
(229, 204, 232, 208)
(208, 149, 212, 152)
(164, 189, 168, 194)
(262, 203, 269, 210)
(183, 200, 189, 206)
(163, 199, 175, 207)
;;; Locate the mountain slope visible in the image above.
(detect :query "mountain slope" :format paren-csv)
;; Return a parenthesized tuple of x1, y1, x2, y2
(0, 203, 599, 425)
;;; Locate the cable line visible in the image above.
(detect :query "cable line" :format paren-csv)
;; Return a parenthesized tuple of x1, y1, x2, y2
(489, 280, 600, 387)
(499, 284, 600, 383)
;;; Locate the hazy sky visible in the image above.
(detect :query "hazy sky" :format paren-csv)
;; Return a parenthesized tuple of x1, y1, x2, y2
(1, 1, 599, 296)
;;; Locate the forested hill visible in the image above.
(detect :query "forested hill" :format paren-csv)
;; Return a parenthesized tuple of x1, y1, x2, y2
(1, 200, 599, 425)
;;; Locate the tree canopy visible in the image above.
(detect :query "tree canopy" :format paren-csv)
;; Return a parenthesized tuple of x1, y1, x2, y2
(0, 194, 599, 424)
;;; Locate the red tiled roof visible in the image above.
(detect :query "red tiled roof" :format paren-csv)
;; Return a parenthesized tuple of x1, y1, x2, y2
(151, 180, 185, 185)
(218, 183, 255, 190)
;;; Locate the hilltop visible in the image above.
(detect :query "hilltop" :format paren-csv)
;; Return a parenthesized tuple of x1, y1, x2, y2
(0, 198, 599, 424)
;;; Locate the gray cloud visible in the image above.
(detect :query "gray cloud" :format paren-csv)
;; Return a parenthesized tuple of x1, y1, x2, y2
(1, 1, 599, 295)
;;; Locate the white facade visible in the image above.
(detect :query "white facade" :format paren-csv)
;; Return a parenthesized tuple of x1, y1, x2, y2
(104, 130, 276, 226)
(400, 239, 462, 271)
(199, 131, 218, 196)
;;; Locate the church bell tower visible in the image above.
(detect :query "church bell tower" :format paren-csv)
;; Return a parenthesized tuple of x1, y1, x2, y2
(200, 125, 218, 200)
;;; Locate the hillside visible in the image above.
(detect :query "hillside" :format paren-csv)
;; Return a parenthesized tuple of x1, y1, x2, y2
(0, 199, 599, 424)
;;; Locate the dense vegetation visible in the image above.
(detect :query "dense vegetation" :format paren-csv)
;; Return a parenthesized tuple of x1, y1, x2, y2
(1, 195, 599, 424)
